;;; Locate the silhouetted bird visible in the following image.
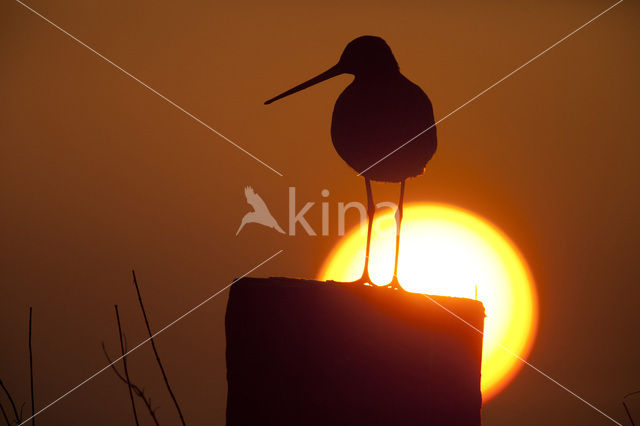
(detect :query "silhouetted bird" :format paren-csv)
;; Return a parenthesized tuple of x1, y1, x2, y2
(265, 36, 437, 290)
(236, 187, 285, 235)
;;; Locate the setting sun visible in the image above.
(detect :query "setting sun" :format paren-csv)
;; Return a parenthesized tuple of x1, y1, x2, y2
(318, 203, 537, 401)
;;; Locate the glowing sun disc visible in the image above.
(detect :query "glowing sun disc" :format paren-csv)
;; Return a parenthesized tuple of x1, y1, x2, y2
(318, 203, 537, 401)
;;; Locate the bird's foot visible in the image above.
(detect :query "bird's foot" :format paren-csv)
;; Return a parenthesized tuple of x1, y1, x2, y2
(382, 277, 404, 291)
(350, 277, 377, 287)
(328, 274, 404, 290)
(329, 273, 376, 288)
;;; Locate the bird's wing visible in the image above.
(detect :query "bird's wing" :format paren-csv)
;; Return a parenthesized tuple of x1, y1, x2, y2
(244, 186, 270, 213)
(244, 186, 255, 201)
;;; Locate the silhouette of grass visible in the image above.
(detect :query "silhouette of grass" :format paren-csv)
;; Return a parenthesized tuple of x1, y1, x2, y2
(623, 390, 640, 426)
(0, 378, 21, 424)
(131, 270, 186, 425)
(0, 402, 10, 426)
(28, 307, 35, 426)
(113, 305, 139, 426)
(0, 308, 35, 425)
(1, 282, 190, 425)
(102, 342, 161, 426)
(100, 270, 190, 425)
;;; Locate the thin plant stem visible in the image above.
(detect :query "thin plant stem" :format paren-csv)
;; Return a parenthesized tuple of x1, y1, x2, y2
(131, 270, 186, 425)
(0, 380, 20, 423)
(624, 402, 635, 426)
(102, 343, 160, 426)
(28, 307, 35, 426)
(623, 390, 640, 426)
(115, 305, 139, 426)
(0, 402, 11, 426)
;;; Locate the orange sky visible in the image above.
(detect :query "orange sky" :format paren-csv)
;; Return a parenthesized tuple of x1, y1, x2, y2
(1, 0, 639, 424)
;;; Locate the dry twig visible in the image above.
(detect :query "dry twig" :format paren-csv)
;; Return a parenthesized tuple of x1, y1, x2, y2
(114, 305, 140, 426)
(623, 390, 640, 426)
(0, 402, 11, 426)
(102, 343, 160, 426)
(28, 307, 35, 426)
(0, 380, 20, 424)
(131, 270, 186, 425)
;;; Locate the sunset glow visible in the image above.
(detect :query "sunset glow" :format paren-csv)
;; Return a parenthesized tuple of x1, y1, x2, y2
(318, 203, 538, 401)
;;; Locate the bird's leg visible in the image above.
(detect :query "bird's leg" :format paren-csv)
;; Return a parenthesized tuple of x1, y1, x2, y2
(387, 180, 405, 290)
(360, 177, 375, 285)
(342, 178, 375, 287)
(333, 178, 376, 288)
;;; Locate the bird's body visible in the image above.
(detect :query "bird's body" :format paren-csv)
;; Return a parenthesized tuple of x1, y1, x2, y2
(331, 72, 436, 182)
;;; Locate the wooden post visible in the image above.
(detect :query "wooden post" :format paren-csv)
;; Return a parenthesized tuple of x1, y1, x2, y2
(225, 277, 485, 426)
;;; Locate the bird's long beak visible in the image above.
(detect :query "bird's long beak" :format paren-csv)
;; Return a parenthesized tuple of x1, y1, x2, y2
(264, 64, 342, 105)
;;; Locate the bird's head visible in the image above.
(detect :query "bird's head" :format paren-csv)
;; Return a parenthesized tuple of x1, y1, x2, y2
(338, 36, 398, 76)
(264, 35, 398, 105)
